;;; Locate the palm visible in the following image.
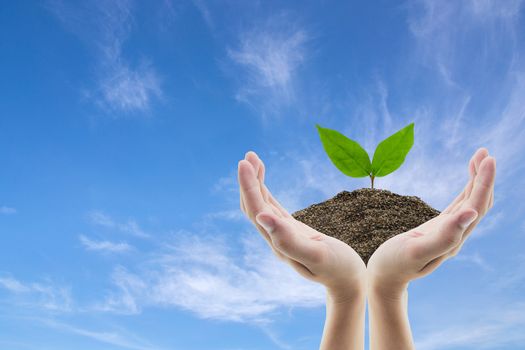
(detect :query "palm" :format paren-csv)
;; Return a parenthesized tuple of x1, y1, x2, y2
(368, 148, 496, 284)
(238, 151, 365, 290)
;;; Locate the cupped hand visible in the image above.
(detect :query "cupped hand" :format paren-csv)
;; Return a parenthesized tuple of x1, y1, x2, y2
(238, 151, 366, 301)
(367, 148, 496, 293)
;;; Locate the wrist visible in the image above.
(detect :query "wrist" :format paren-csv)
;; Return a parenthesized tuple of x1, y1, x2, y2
(368, 277, 409, 303)
(326, 282, 366, 306)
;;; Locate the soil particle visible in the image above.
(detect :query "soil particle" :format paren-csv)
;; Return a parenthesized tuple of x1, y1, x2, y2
(291, 188, 440, 264)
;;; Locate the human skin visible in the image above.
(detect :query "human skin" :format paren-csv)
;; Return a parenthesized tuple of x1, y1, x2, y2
(367, 147, 496, 350)
(238, 151, 367, 350)
(238, 148, 495, 350)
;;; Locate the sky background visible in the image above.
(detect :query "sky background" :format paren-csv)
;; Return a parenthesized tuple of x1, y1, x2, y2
(1, 1, 525, 349)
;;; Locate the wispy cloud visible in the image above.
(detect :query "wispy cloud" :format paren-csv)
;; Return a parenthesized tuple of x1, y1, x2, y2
(97, 63, 162, 113)
(93, 265, 145, 315)
(408, 0, 522, 82)
(416, 302, 525, 350)
(226, 13, 310, 118)
(0, 276, 30, 293)
(88, 211, 150, 238)
(192, 0, 214, 30)
(401, 0, 525, 203)
(453, 252, 494, 272)
(0, 276, 73, 312)
(203, 209, 244, 222)
(96, 232, 324, 322)
(0, 206, 16, 215)
(41, 318, 163, 350)
(211, 174, 238, 194)
(47, 0, 162, 114)
(471, 211, 505, 237)
(79, 234, 132, 253)
(493, 254, 525, 290)
(236, 1, 525, 213)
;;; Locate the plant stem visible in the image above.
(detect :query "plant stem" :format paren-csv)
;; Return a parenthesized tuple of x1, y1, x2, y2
(370, 175, 375, 189)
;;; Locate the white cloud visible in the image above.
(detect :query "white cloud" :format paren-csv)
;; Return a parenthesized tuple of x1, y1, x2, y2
(402, 0, 525, 206)
(211, 174, 238, 194)
(98, 62, 162, 113)
(0, 206, 16, 215)
(192, 0, 214, 30)
(468, 0, 523, 19)
(88, 211, 149, 238)
(453, 252, 494, 271)
(227, 14, 310, 118)
(96, 232, 324, 322)
(0, 276, 30, 293)
(93, 265, 145, 315)
(493, 254, 525, 290)
(42, 319, 163, 350)
(48, 0, 162, 114)
(203, 209, 244, 222)
(408, 0, 522, 79)
(223, 1, 525, 214)
(214, 69, 524, 217)
(79, 234, 132, 253)
(0, 276, 73, 312)
(471, 211, 505, 237)
(416, 302, 525, 350)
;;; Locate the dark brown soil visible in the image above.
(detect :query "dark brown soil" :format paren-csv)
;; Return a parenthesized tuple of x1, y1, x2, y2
(291, 188, 440, 264)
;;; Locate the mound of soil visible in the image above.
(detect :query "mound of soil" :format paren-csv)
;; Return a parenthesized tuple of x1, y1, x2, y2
(291, 188, 440, 264)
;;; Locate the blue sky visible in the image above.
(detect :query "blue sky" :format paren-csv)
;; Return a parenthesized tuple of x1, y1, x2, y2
(1, 1, 525, 349)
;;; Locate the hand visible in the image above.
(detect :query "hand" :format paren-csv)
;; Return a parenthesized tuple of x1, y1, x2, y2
(238, 151, 366, 301)
(367, 147, 496, 294)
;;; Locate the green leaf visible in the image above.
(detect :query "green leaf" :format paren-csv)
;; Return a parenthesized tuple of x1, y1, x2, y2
(316, 124, 372, 178)
(371, 122, 414, 177)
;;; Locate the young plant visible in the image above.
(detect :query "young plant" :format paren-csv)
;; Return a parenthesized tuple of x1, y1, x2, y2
(316, 122, 414, 189)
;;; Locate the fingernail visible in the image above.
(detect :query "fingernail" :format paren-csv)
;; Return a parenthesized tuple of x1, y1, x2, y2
(459, 211, 478, 229)
(256, 214, 275, 234)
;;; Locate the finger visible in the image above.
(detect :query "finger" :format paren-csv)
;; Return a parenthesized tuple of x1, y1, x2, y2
(253, 153, 270, 202)
(407, 208, 478, 262)
(238, 160, 270, 219)
(444, 148, 488, 214)
(263, 183, 293, 218)
(245, 151, 283, 217)
(240, 190, 246, 213)
(240, 152, 260, 215)
(244, 151, 261, 180)
(246, 151, 291, 217)
(238, 160, 275, 243)
(450, 157, 496, 255)
(455, 148, 489, 209)
(255, 212, 325, 266)
(460, 156, 496, 217)
(247, 151, 265, 184)
(245, 151, 266, 197)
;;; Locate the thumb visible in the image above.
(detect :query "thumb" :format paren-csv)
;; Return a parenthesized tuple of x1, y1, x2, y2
(409, 208, 478, 262)
(255, 212, 323, 265)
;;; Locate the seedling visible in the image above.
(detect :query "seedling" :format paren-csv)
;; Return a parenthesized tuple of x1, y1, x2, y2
(316, 122, 414, 189)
